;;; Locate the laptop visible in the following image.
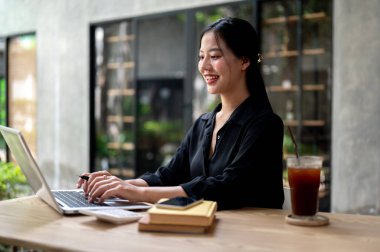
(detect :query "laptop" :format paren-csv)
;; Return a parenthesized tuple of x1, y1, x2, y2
(0, 125, 151, 214)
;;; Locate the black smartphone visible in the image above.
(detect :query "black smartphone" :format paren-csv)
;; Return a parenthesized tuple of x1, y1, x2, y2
(156, 197, 203, 210)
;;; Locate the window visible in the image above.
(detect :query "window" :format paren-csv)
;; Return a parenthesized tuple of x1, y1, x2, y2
(258, 0, 332, 211)
(91, 21, 137, 177)
(136, 14, 186, 175)
(90, 1, 255, 178)
(7, 34, 37, 157)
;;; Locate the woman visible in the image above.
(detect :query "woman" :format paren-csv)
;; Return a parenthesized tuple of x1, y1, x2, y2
(78, 17, 284, 210)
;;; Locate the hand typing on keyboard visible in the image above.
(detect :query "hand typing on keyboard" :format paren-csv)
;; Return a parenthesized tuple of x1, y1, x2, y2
(76, 171, 147, 204)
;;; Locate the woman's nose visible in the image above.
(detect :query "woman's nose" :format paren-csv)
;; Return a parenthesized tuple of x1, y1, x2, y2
(199, 57, 211, 72)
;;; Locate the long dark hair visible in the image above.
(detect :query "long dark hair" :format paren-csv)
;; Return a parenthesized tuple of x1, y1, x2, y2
(200, 17, 272, 109)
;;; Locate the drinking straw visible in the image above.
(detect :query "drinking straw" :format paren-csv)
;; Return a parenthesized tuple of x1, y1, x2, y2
(287, 126, 300, 163)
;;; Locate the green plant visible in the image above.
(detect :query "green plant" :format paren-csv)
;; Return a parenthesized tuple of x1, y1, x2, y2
(283, 133, 319, 156)
(283, 133, 295, 155)
(0, 161, 30, 200)
(0, 78, 6, 128)
(140, 120, 183, 143)
(122, 96, 134, 115)
(96, 133, 110, 157)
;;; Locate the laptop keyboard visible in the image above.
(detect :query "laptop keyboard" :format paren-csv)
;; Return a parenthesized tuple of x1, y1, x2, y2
(53, 191, 104, 208)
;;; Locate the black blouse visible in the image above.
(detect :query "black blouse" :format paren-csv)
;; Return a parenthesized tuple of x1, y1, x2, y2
(140, 97, 284, 210)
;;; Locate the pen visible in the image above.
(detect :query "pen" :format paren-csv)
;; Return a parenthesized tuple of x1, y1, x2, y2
(79, 175, 89, 181)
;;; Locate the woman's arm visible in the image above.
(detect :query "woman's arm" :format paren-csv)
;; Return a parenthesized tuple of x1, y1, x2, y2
(125, 178, 149, 187)
(126, 179, 190, 202)
(137, 185, 188, 203)
(87, 176, 187, 203)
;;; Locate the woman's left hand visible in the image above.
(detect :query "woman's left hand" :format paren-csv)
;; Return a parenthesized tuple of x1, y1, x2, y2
(87, 175, 142, 203)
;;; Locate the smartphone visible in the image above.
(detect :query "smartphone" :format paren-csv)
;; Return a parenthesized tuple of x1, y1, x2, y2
(156, 197, 203, 210)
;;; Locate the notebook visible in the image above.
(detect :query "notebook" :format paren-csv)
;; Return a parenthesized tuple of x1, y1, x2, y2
(0, 126, 151, 215)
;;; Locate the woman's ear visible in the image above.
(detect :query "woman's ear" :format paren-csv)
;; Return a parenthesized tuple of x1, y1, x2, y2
(241, 57, 251, 71)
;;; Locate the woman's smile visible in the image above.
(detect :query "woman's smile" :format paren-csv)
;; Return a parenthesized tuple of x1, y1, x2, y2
(204, 74, 219, 85)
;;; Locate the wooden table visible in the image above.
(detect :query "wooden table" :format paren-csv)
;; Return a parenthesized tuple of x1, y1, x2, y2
(0, 196, 379, 252)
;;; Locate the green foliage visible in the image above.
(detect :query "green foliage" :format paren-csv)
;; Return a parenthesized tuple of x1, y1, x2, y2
(282, 168, 288, 183)
(96, 130, 135, 159)
(0, 243, 11, 252)
(96, 133, 110, 157)
(0, 161, 30, 200)
(141, 120, 182, 143)
(195, 11, 222, 26)
(304, 0, 331, 14)
(283, 133, 319, 156)
(122, 96, 134, 115)
(283, 133, 295, 155)
(138, 103, 151, 117)
(195, 4, 253, 27)
(207, 96, 221, 111)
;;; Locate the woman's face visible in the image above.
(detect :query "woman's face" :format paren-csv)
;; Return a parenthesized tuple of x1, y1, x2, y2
(198, 31, 249, 95)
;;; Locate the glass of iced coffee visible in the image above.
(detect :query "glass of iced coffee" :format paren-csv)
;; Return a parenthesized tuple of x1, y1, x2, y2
(286, 156, 329, 226)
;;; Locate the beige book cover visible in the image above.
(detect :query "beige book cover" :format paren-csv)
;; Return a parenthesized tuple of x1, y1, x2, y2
(147, 200, 217, 226)
(138, 215, 213, 234)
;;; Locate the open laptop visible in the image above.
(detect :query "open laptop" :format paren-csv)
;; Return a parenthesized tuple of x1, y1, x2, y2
(0, 125, 151, 214)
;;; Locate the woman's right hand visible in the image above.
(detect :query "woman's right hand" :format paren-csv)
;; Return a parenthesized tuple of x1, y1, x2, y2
(76, 171, 112, 196)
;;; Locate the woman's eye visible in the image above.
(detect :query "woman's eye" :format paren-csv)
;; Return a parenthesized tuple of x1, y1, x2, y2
(198, 55, 204, 60)
(211, 55, 221, 60)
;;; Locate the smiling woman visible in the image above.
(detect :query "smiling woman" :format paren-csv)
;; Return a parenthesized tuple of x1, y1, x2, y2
(198, 32, 250, 99)
(79, 18, 284, 210)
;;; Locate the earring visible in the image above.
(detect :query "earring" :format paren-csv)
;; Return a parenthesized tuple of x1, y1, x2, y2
(257, 53, 264, 64)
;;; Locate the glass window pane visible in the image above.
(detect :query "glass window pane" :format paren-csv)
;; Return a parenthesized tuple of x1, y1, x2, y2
(136, 14, 185, 176)
(261, 0, 298, 109)
(8, 34, 37, 157)
(300, 0, 332, 158)
(137, 79, 184, 175)
(93, 21, 136, 178)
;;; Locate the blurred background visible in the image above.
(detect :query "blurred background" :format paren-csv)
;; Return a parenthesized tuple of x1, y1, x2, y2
(0, 0, 379, 215)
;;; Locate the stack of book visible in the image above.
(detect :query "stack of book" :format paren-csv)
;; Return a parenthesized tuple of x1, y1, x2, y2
(138, 200, 217, 234)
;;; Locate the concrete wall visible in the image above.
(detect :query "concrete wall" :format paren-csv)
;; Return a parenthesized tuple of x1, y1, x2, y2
(332, 0, 380, 214)
(0, 0, 240, 189)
